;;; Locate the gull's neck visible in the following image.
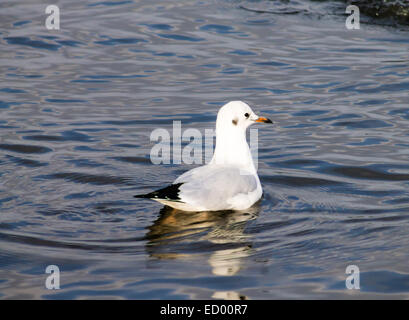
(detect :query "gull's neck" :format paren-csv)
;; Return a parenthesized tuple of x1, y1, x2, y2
(210, 126, 257, 174)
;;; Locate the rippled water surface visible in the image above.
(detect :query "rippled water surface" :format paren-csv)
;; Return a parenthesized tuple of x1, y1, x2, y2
(1, 0, 409, 299)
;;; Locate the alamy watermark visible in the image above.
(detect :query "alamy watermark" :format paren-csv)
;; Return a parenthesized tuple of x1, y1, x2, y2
(150, 121, 259, 170)
(45, 265, 60, 289)
(44, 4, 360, 31)
(45, 5, 60, 30)
(345, 265, 360, 290)
(345, 5, 360, 30)
(44, 4, 359, 32)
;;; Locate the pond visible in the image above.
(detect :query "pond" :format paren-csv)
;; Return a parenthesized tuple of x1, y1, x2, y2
(0, 0, 409, 299)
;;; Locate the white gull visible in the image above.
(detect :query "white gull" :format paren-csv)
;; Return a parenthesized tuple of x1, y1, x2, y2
(134, 101, 272, 211)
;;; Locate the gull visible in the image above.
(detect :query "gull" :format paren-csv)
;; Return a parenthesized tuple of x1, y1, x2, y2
(134, 101, 272, 211)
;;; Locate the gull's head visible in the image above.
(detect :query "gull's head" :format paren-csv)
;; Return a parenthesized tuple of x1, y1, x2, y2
(216, 101, 272, 132)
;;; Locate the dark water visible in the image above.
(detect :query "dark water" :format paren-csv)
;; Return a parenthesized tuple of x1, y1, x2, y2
(1, 0, 409, 299)
(346, 0, 409, 25)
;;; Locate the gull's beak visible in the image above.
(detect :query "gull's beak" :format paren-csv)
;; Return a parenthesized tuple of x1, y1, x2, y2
(254, 116, 273, 124)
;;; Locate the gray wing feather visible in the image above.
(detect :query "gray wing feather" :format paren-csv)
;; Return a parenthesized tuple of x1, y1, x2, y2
(174, 165, 258, 210)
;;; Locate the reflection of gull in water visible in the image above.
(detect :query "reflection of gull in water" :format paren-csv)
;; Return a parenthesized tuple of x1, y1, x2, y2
(145, 204, 260, 299)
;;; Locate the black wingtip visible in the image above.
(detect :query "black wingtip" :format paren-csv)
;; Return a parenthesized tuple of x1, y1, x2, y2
(134, 183, 184, 201)
(133, 194, 150, 199)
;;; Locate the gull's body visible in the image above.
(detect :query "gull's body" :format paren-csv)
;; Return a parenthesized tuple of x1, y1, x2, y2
(135, 101, 272, 212)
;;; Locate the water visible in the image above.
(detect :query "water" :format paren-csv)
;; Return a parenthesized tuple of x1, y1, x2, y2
(1, 0, 409, 299)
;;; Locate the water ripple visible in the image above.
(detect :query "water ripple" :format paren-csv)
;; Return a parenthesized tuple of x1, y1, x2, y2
(0, 144, 52, 154)
(1, 0, 409, 300)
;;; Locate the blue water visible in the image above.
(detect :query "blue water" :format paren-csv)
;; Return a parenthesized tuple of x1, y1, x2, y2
(1, 0, 409, 299)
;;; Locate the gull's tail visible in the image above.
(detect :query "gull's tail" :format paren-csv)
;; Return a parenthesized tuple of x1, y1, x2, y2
(134, 183, 184, 202)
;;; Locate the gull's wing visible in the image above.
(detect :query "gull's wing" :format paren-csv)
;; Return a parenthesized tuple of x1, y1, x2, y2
(174, 164, 259, 211)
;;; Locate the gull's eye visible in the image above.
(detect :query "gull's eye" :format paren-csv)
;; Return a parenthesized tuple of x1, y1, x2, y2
(244, 113, 250, 118)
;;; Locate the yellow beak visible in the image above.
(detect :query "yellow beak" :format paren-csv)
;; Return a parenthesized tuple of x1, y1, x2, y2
(255, 116, 273, 124)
